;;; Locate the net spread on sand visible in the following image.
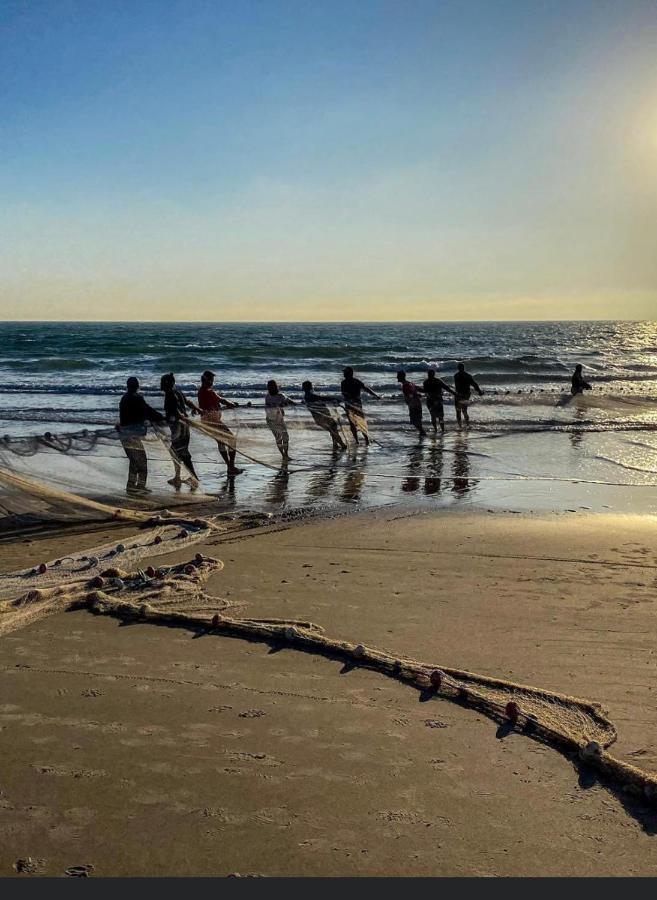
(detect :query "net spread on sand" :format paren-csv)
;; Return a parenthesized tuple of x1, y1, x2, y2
(2, 520, 657, 805)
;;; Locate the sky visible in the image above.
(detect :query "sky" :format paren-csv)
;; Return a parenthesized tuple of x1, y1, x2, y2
(1, 0, 656, 322)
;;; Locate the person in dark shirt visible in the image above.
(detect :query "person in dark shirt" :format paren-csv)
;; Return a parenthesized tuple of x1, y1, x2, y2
(423, 368, 456, 432)
(453, 363, 483, 427)
(571, 364, 592, 396)
(340, 366, 380, 446)
(302, 380, 347, 451)
(160, 372, 200, 489)
(118, 376, 165, 495)
(396, 371, 426, 436)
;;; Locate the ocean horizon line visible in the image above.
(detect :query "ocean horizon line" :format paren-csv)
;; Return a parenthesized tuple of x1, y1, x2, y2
(0, 318, 652, 326)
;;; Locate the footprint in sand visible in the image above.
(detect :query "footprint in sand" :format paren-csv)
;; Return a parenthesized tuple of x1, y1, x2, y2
(65, 865, 94, 877)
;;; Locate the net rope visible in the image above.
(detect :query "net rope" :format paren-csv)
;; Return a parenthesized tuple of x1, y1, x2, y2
(2, 528, 657, 806)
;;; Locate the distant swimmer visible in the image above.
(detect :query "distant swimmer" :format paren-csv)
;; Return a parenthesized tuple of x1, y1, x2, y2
(118, 376, 165, 495)
(340, 366, 381, 446)
(197, 370, 243, 478)
(302, 380, 347, 452)
(396, 371, 426, 436)
(423, 368, 456, 432)
(453, 363, 483, 427)
(571, 364, 592, 396)
(265, 380, 296, 460)
(160, 373, 200, 489)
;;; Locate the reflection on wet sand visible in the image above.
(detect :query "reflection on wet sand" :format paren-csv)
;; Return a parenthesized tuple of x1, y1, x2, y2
(569, 407, 585, 450)
(341, 464, 366, 502)
(424, 440, 444, 495)
(265, 466, 290, 506)
(402, 445, 423, 493)
(452, 432, 477, 497)
(305, 462, 339, 502)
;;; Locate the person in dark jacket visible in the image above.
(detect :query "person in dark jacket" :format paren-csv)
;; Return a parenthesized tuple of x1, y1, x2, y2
(118, 376, 165, 494)
(571, 364, 592, 395)
(453, 363, 483, 427)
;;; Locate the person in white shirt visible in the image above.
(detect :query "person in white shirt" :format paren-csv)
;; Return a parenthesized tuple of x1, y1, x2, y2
(265, 379, 296, 459)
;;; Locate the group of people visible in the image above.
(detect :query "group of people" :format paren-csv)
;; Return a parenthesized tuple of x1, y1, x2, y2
(117, 363, 590, 495)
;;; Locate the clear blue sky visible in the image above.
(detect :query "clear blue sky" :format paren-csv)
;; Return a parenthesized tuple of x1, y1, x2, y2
(1, 0, 656, 320)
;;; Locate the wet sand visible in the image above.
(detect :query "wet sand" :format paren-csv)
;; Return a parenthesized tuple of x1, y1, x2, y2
(2, 508, 657, 876)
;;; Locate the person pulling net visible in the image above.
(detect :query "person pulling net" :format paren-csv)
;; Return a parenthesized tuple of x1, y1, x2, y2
(118, 376, 166, 495)
(302, 381, 347, 452)
(196, 370, 243, 478)
(160, 372, 200, 489)
(340, 366, 381, 446)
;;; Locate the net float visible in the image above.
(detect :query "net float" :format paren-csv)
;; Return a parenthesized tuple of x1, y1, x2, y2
(155, 569, 165, 580)
(195, 553, 203, 564)
(145, 566, 156, 578)
(91, 575, 105, 589)
(116, 543, 125, 553)
(285, 627, 297, 640)
(111, 578, 125, 591)
(352, 644, 366, 658)
(184, 564, 195, 575)
(38, 562, 47, 575)
(211, 614, 220, 627)
(153, 535, 163, 545)
(179, 529, 189, 538)
(505, 700, 520, 721)
(579, 741, 602, 762)
(88, 556, 99, 567)
(430, 670, 444, 689)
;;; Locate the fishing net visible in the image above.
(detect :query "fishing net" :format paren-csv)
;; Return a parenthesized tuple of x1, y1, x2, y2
(0, 396, 370, 530)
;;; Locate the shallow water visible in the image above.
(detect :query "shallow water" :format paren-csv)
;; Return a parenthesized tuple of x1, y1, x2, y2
(1, 320, 656, 518)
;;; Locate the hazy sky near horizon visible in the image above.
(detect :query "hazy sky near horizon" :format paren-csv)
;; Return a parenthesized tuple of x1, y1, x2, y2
(1, 0, 656, 322)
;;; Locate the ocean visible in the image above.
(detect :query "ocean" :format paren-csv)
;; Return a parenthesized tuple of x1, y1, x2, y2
(1, 320, 656, 517)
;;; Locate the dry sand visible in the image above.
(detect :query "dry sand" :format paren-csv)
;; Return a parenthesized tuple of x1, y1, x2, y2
(2, 507, 657, 876)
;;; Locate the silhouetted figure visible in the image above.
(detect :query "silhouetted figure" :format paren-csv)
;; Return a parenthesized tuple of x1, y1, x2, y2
(397, 370, 426, 436)
(265, 379, 295, 459)
(160, 373, 200, 489)
(118, 376, 165, 495)
(302, 380, 347, 451)
(423, 368, 456, 432)
(454, 363, 483, 427)
(340, 367, 380, 446)
(197, 370, 243, 477)
(571, 364, 592, 395)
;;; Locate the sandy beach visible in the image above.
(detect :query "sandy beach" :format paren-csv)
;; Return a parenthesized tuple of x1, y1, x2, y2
(2, 506, 657, 876)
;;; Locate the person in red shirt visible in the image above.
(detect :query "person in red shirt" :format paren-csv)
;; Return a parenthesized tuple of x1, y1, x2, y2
(197, 370, 243, 477)
(396, 370, 426, 436)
